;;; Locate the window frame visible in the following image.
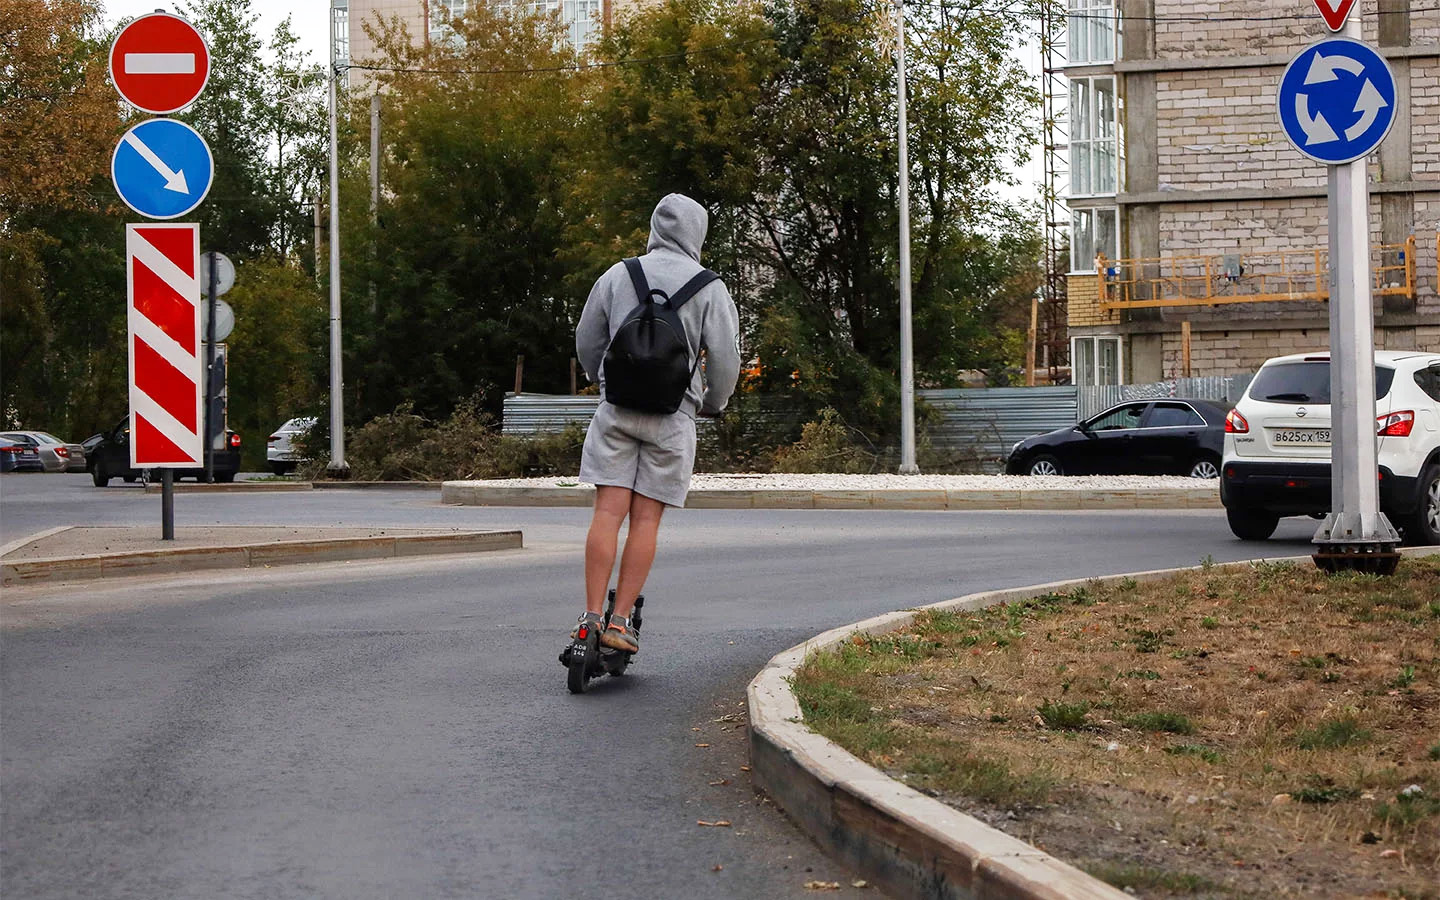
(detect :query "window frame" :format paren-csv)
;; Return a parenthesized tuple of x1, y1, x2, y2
(1071, 335, 1126, 387)
(1069, 75, 1120, 199)
(1067, 0, 1118, 65)
(1071, 205, 1119, 274)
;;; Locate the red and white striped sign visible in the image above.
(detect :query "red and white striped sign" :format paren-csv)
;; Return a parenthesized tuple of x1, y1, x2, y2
(126, 224, 203, 467)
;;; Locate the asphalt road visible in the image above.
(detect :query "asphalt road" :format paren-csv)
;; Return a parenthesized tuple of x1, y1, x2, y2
(0, 474, 1325, 898)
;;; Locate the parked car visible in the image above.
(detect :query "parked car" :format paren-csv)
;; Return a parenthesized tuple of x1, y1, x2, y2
(1221, 350, 1440, 544)
(266, 416, 316, 475)
(1006, 398, 1229, 478)
(3, 430, 86, 472)
(0, 432, 69, 473)
(86, 417, 242, 486)
(0, 437, 44, 473)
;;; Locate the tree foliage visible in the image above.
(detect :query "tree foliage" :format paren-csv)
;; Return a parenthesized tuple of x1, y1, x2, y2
(1, 0, 327, 461)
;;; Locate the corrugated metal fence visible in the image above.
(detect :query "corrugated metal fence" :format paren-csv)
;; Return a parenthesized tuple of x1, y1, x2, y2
(916, 387, 1077, 470)
(1075, 374, 1253, 420)
(503, 375, 1252, 472)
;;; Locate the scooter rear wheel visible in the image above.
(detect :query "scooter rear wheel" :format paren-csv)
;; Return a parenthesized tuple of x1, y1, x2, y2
(566, 631, 598, 694)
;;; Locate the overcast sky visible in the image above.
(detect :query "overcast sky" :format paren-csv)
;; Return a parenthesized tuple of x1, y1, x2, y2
(99, 1, 1043, 207)
(102, 0, 330, 64)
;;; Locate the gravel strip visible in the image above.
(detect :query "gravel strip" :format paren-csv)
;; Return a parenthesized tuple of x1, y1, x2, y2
(459, 473, 1212, 491)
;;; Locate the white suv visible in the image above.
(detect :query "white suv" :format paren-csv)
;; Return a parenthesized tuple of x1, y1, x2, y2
(1221, 350, 1440, 544)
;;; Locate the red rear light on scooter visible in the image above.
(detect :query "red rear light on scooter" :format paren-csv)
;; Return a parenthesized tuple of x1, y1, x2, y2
(576, 627, 588, 640)
(229, 433, 242, 448)
(1376, 410, 1414, 437)
(1225, 409, 1249, 434)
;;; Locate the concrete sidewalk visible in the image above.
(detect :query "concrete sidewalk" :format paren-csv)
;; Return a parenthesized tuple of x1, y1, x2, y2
(1, 526, 522, 587)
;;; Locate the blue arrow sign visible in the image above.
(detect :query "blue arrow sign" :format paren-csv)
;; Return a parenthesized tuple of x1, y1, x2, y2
(111, 118, 214, 219)
(1277, 37, 1396, 165)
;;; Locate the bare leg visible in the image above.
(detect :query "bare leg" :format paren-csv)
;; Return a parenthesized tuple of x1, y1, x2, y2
(612, 493, 666, 619)
(584, 486, 633, 615)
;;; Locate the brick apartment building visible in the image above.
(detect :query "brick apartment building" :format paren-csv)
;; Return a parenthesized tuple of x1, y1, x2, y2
(335, 0, 650, 76)
(1062, 0, 1440, 387)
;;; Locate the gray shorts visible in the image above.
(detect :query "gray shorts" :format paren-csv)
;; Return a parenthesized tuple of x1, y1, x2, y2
(579, 401, 697, 508)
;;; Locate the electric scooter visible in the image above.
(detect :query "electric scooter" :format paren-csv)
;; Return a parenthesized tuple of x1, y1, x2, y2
(559, 589, 643, 694)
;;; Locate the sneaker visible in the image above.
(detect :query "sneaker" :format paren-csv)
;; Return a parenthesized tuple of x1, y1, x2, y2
(600, 614, 639, 653)
(570, 611, 604, 640)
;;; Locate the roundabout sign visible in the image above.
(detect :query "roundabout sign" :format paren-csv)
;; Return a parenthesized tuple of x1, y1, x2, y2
(1277, 36, 1396, 165)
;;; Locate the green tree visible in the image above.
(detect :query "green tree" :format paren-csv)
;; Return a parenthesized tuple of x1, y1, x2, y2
(346, 4, 593, 421)
(575, 0, 1041, 440)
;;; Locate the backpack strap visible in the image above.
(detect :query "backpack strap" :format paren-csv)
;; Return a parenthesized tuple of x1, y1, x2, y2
(622, 258, 652, 305)
(667, 269, 721, 311)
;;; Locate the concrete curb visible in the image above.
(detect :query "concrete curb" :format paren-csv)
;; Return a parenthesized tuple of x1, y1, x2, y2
(2, 530, 523, 587)
(440, 482, 1221, 511)
(136, 481, 446, 493)
(744, 548, 1439, 900)
(143, 481, 313, 493)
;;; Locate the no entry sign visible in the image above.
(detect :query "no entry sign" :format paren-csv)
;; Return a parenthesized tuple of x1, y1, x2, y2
(109, 12, 210, 114)
(126, 223, 203, 466)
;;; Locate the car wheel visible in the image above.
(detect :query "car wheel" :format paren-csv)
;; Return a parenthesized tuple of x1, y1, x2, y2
(214, 471, 235, 483)
(268, 462, 293, 476)
(90, 463, 109, 488)
(1401, 464, 1440, 546)
(1027, 454, 1063, 476)
(1188, 455, 1220, 479)
(1226, 507, 1279, 541)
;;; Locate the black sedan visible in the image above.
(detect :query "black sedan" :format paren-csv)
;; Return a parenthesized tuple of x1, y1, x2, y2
(87, 417, 242, 486)
(1006, 398, 1229, 478)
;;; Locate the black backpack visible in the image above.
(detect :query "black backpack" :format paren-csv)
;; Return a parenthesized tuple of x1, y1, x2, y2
(602, 258, 721, 415)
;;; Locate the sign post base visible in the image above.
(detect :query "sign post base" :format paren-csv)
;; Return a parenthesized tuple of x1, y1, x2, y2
(161, 469, 175, 541)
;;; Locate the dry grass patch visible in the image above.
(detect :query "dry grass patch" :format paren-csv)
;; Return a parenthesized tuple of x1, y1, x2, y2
(792, 557, 1440, 898)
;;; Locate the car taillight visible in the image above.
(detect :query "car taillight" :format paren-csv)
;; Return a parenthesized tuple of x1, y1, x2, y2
(229, 433, 242, 448)
(1225, 409, 1249, 433)
(1377, 410, 1414, 437)
(268, 435, 280, 443)
(54, 447, 68, 457)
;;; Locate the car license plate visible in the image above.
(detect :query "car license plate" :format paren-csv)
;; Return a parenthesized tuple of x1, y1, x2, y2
(1273, 429, 1330, 445)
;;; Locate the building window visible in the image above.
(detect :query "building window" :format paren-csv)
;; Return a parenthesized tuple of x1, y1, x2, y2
(1068, 0, 1117, 65)
(1072, 336, 1124, 386)
(1070, 75, 1118, 197)
(430, 0, 467, 44)
(490, 0, 602, 52)
(1071, 206, 1118, 272)
(332, 0, 349, 65)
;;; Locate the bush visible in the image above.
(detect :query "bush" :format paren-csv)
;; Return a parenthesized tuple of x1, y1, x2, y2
(301, 397, 585, 481)
(770, 408, 876, 473)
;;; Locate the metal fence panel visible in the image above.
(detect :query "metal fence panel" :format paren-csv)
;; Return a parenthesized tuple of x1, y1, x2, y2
(501, 394, 600, 435)
(917, 386, 1078, 471)
(1075, 374, 1253, 420)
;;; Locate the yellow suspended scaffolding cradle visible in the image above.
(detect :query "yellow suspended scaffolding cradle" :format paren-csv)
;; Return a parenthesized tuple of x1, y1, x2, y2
(1096, 234, 1418, 310)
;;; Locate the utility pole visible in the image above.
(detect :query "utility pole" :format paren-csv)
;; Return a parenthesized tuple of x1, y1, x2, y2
(326, 0, 349, 477)
(895, 0, 917, 474)
(370, 93, 380, 320)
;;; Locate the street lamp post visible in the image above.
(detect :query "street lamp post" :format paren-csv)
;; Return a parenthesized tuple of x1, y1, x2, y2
(326, 0, 349, 477)
(895, 0, 918, 475)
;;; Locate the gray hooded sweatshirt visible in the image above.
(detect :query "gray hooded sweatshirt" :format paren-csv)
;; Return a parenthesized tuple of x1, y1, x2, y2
(575, 194, 742, 417)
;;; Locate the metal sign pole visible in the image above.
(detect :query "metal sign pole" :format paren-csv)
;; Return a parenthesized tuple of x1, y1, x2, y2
(1311, 14, 1400, 573)
(161, 469, 175, 540)
(895, 0, 918, 475)
(204, 251, 217, 482)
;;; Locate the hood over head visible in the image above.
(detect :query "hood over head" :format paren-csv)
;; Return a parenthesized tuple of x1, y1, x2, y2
(646, 193, 708, 261)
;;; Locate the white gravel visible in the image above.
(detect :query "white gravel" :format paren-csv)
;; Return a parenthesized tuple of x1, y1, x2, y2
(459, 473, 1214, 491)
